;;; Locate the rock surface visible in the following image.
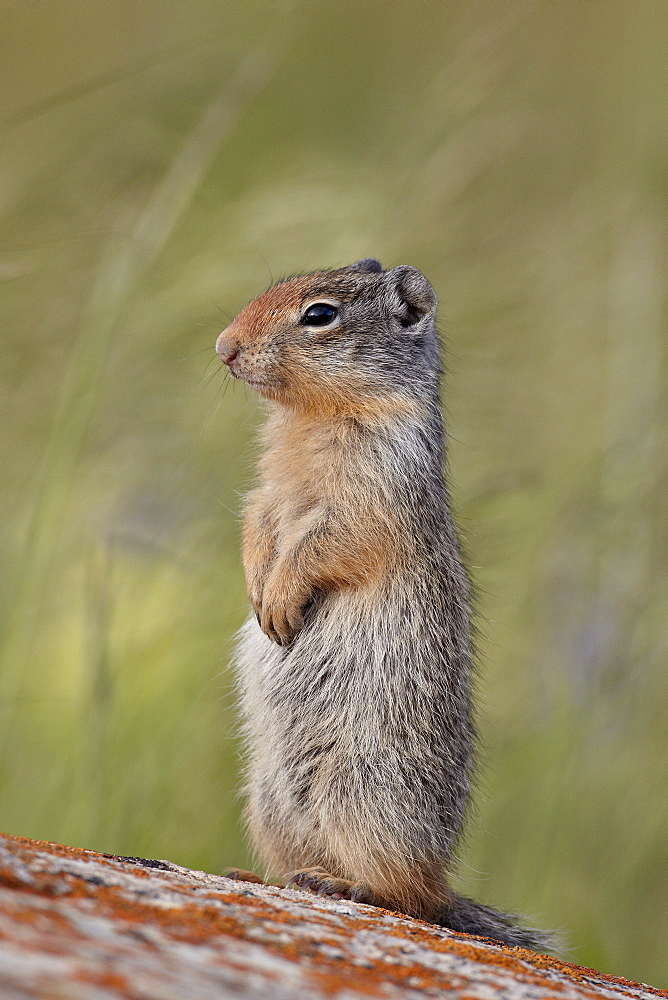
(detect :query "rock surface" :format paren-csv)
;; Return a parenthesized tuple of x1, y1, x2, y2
(0, 831, 664, 1000)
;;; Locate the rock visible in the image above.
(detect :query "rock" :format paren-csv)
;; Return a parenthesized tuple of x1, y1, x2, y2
(0, 831, 661, 1000)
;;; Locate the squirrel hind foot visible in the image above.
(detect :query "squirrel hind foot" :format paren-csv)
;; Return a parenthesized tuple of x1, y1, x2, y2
(222, 867, 266, 885)
(285, 868, 374, 905)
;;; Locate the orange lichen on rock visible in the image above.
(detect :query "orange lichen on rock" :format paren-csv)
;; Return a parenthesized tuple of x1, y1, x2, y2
(0, 831, 665, 1000)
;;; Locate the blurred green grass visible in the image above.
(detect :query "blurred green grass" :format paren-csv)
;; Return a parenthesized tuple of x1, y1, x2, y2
(1, 0, 666, 985)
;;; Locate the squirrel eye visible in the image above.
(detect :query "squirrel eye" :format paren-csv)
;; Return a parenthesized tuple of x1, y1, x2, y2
(301, 303, 339, 327)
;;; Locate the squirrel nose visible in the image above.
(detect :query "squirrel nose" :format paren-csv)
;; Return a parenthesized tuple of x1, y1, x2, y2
(216, 333, 240, 367)
(220, 346, 239, 367)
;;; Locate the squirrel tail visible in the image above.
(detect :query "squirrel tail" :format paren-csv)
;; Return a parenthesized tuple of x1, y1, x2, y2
(439, 892, 556, 952)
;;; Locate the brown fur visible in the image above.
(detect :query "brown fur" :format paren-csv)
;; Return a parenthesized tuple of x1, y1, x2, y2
(243, 409, 397, 643)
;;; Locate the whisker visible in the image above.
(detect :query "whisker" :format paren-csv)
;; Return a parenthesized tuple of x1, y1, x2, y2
(256, 249, 274, 285)
(207, 295, 232, 323)
(201, 398, 223, 435)
(201, 377, 228, 433)
(198, 353, 221, 382)
(197, 364, 224, 396)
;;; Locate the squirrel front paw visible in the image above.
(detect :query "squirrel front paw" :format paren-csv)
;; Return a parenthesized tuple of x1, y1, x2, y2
(258, 581, 308, 646)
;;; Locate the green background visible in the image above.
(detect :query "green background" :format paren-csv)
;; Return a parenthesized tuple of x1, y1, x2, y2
(1, 0, 667, 986)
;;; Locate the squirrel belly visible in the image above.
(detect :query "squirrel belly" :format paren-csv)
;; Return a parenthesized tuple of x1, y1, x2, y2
(235, 576, 473, 923)
(219, 258, 551, 950)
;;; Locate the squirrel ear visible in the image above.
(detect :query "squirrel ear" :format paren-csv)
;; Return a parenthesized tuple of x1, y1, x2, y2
(386, 265, 437, 327)
(349, 258, 383, 274)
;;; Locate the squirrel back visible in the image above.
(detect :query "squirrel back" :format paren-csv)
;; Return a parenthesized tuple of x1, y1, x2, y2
(216, 258, 551, 950)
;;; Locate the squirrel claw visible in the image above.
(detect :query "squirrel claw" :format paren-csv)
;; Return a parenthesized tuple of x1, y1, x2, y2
(264, 622, 292, 646)
(259, 604, 303, 646)
(285, 871, 311, 889)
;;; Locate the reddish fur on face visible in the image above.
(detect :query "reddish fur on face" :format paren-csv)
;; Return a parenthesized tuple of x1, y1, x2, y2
(216, 274, 417, 419)
(218, 276, 322, 353)
(216, 276, 324, 402)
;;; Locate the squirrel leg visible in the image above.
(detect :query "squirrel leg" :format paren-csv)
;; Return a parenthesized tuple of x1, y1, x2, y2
(259, 512, 388, 646)
(242, 492, 279, 619)
(258, 514, 333, 645)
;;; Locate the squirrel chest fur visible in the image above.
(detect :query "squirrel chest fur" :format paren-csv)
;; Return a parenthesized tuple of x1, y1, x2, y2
(215, 257, 548, 950)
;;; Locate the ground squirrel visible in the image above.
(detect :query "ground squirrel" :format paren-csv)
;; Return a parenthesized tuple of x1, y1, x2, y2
(215, 257, 550, 950)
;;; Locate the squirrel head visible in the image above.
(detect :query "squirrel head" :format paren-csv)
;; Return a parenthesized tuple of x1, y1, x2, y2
(216, 259, 439, 417)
